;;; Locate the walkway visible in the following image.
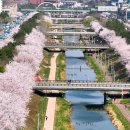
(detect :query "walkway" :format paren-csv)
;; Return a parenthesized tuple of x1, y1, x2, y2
(114, 100, 130, 122)
(43, 53, 59, 130)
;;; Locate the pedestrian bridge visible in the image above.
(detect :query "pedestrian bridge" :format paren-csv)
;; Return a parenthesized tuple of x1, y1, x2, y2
(50, 25, 86, 29)
(51, 18, 83, 20)
(50, 24, 86, 30)
(46, 31, 97, 36)
(20, 9, 90, 13)
(52, 24, 83, 26)
(44, 43, 109, 49)
(33, 80, 130, 91)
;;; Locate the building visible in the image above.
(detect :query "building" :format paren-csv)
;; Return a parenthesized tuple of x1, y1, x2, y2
(0, 0, 2, 13)
(43, 0, 59, 3)
(29, 0, 43, 4)
(125, 8, 130, 22)
(3, 2, 18, 17)
(29, 0, 60, 4)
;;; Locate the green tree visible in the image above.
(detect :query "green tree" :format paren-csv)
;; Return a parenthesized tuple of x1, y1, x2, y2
(0, 65, 5, 73)
(0, 11, 10, 23)
(83, 16, 95, 27)
(106, 19, 130, 42)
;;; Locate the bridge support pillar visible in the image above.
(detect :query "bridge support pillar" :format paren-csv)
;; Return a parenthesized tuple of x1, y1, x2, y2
(104, 92, 107, 105)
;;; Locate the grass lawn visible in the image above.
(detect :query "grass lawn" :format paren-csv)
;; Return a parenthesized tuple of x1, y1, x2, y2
(38, 51, 53, 79)
(85, 54, 130, 129)
(120, 99, 130, 104)
(43, 50, 53, 66)
(54, 53, 73, 130)
(25, 50, 53, 129)
(38, 66, 50, 79)
(111, 104, 130, 130)
(56, 53, 66, 80)
(85, 55, 105, 81)
(24, 94, 48, 130)
(54, 98, 73, 130)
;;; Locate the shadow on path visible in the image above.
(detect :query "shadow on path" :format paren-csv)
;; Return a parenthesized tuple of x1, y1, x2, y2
(34, 90, 65, 97)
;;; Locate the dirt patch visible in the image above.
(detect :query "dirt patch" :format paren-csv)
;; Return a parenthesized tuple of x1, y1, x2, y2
(60, 71, 66, 80)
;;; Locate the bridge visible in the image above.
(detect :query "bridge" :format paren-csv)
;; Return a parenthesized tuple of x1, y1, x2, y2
(46, 31, 96, 36)
(50, 26, 85, 30)
(50, 24, 85, 29)
(20, 9, 90, 13)
(44, 43, 109, 49)
(33, 80, 130, 91)
(51, 18, 83, 21)
(52, 24, 84, 26)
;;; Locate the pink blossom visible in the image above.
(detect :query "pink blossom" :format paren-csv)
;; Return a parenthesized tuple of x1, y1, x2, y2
(91, 21, 130, 72)
(0, 27, 46, 129)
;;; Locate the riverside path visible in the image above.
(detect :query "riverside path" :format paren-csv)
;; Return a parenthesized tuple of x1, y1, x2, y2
(43, 53, 59, 130)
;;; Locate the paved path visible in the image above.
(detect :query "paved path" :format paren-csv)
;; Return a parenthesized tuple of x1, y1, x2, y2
(43, 53, 59, 130)
(115, 102, 130, 122)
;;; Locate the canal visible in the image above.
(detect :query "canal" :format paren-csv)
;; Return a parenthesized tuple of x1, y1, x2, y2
(63, 29, 116, 130)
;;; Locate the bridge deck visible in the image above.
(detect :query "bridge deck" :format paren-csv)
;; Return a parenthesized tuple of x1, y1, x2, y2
(33, 80, 130, 91)
(51, 18, 83, 20)
(50, 26, 86, 29)
(21, 9, 90, 13)
(52, 24, 83, 26)
(46, 31, 97, 36)
(44, 43, 109, 49)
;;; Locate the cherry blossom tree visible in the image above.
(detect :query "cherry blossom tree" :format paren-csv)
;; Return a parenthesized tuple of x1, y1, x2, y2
(91, 21, 130, 72)
(0, 28, 46, 129)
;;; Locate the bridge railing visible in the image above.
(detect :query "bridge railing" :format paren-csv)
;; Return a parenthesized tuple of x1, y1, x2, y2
(44, 42, 109, 46)
(35, 80, 130, 88)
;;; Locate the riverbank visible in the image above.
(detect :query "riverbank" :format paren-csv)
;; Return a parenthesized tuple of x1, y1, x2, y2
(54, 98, 73, 130)
(85, 54, 130, 130)
(56, 52, 66, 80)
(38, 50, 53, 79)
(54, 52, 73, 130)
(24, 50, 53, 130)
(24, 94, 48, 130)
(106, 103, 125, 130)
(85, 54, 105, 81)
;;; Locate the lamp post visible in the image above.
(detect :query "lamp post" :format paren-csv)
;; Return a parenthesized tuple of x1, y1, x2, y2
(37, 113, 40, 130)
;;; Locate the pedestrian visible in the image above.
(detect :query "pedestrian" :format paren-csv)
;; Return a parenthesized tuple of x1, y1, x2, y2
(45, 116, 48, 121)
(114, 97, 116, 101)
(67, 80, 71, 84)
(80, 66, 81, 72)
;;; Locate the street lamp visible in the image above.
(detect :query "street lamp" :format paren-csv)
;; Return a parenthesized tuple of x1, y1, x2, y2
(37, 113, 40, 130)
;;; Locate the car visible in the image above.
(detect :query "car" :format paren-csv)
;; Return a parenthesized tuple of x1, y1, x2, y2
(0, 35, 6, 40)
(4, 29, 10, 34)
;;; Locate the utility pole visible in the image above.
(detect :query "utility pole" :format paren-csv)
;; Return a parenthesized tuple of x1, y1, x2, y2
(37, 113, 40, 130)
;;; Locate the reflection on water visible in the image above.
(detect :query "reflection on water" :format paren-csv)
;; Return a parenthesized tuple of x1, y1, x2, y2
(66, 58, 96, 81)
(66, 91, 104, 105)
(63, 29, 115, 130)
(65, 53, 116, 130)
(72, 105, 114, 130)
